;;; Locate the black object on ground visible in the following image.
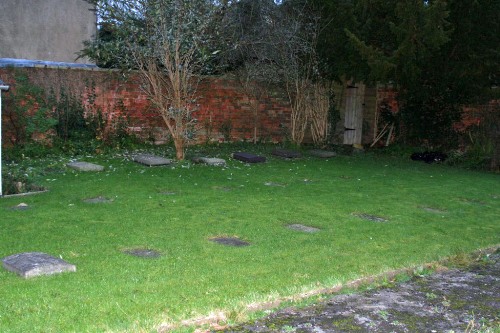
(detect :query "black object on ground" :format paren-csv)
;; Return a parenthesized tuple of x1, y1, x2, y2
(232, 152, 266, 163)
(411, 151, 448, 163)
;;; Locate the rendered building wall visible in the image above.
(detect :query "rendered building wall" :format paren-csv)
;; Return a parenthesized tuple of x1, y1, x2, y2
(0, 0, 96, 64)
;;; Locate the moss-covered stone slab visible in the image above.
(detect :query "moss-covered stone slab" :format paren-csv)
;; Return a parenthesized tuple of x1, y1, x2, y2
(232, 152, 266, 163)
(354, 213, 388, 223)
(210, 237, 250, 247)
(421, 206, 447, 214)
(133, 154, 173, 166)
(66, 161, 104, 172)
(123, 248, 162, 258)
(2, 252, 76, 278)
(264, 182, 287, 187)
(309, 149, 337, 158)
(287, 224, 321, 233)
(83, 196, 113, 204)
(271, 148, 302, 159)
(192, 157, 226, 166)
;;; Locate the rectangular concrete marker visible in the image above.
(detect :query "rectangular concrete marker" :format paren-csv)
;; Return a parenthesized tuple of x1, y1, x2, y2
(287, 224, 321, 233)
(271, 148, 302, 159)
(232, 152, 266, 163)
(67, 161, 104, 172)
(192, 157, 226, 166)
(2, 252, 76, 278)
(309, 149, 337, 158)
(133, 154, 172, 166)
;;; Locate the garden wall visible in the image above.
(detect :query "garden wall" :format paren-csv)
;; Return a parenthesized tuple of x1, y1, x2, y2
(0, 67, 291, 145)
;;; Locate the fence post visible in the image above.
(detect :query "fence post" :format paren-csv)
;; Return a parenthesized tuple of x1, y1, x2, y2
(0, 79, 11, 197)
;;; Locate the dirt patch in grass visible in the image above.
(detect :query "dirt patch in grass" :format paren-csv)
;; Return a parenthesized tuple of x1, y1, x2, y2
(213, 249, 500, 333)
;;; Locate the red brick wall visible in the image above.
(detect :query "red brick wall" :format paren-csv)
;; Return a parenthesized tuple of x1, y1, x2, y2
(0, 67, 291, 145)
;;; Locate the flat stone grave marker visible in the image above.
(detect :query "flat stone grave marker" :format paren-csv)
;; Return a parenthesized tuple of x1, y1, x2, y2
(264, 181, 286, 187)
(83, 196, 113, 204)
(2, 252, 76, 278)
(123, 248, 161, 258)
(133, 154, 172, 166)
(459, 197, 486, 206)
(11, 203, 29, 211)
(421, 206, 447, 214)
(212, 186, 232, 192)
(271, 148, 302, 159)
(309, 149, 337, 158)
(232, 152, 266, 163)
(287, 224, 321, 233)
(67, 161, 104, 172)
(354, 213, 388, 223)
(192, 156, 226, 166)
(159, 191, 177, 195)
(210, 237, 250, 247)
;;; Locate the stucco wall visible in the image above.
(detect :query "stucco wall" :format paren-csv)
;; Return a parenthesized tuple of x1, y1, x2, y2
(0, 0, 96, 64)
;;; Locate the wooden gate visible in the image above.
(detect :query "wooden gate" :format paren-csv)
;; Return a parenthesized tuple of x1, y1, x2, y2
(343, 82, 365, 145)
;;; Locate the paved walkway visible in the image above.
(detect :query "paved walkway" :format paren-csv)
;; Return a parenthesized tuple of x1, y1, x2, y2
(215, 251, 500, 332)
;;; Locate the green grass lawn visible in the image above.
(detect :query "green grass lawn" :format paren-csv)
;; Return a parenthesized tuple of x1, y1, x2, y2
(1, 146, 499, 332)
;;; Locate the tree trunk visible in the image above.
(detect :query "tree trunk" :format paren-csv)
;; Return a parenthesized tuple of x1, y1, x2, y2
(174, 137, 185, 161)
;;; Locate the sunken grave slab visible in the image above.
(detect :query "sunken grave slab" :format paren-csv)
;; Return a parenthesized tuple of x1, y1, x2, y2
(354, 213, 388, 223)
(83, 196, 113, 204)
(2, 252, 76, 278)
(133, 154, 173, 166)
(210, 237, 250, 247)
(192, 156, 227, 166)
(67, 161, 104, 172)
(264, 181, 286, 187)
(287, 224, 321, 233)
(271, 148, 302, 159)
(309, 149, 337, 158)
(123, 248, 162, 258)
(232, 152, 266, 163)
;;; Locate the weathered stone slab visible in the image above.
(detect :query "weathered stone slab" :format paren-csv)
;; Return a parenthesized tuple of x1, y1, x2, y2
(287, 224, 321, 233)
(192, 156, 227, 166)
(232, 152, 266, 163)
(123, 248, 161, 258)
(133, 154, 172, 166)
(210, 237, 250, 247)
(309, 149, 337, 158)
(66, 161, 104, 172)
(271, 148, 302, 159)
(421, 206, 447, 214)
(212, 186, 232, 192)
(354, 213, 388, 223)
(159, 191, 177, 195)
(2, 252, 76, 278)
(11, 203, 29, 211)
(83, 196, 113, 204)
(264, 181, 286, 187)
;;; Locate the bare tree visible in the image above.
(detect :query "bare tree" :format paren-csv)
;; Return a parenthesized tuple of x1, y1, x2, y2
(83, 0, 219, 160)
(219, 0, 323, 146)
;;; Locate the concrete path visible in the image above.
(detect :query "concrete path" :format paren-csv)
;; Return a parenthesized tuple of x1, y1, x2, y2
(215, 251, 500, 332)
